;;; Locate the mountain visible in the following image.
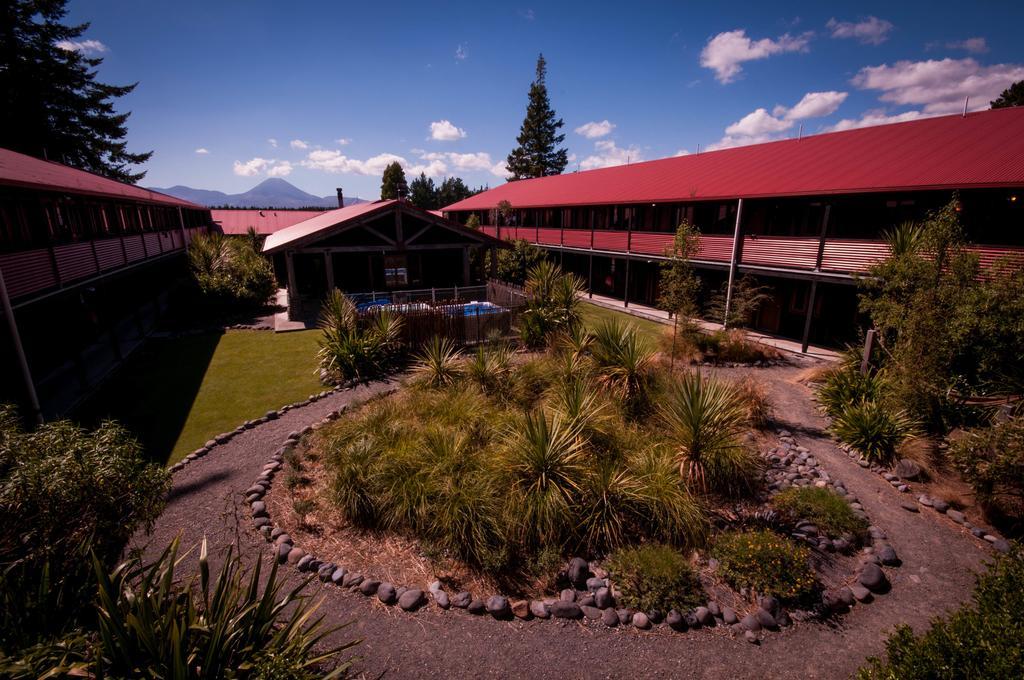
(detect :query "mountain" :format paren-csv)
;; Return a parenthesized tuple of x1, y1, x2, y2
(149, 178, 368, 209)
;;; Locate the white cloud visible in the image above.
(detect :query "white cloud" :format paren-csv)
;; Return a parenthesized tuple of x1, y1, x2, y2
(289, 139, 309, 150)
(194, 148, 209, 155)
(826, 109, 930, 132)
(674, 149, 690, 157)
(579, 140, 643, 170)
(267, 161, 293, 177)
(826, 16, 893, 45)
(851, 57, 1024, 114)
(490, 161, 509, 178)
(700, 29, 811, 83)
(946, 37, 989, 54)
(429, 119, 467, 141)
(455, 43, 467, 60)
(335, 137, 352, 146)
(55, 39, 108, 55)
(410, 159, 448, 177)
(708, 90, 848, 150)
(233, 157, 273, 177)
(302, 150, 406, 176)
(267, 138, 278, 148)
(574, 120, 616, 139)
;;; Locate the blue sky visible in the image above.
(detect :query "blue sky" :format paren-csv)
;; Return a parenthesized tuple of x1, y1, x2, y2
(64, 0, 1024, 199)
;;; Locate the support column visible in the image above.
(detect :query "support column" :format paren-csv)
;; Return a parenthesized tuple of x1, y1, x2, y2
(588, 253, 594, 299)
(723, 198, 745, 326)
(285, 250, 298, 320)
(0, 266, 43, 423)
(800, 280, 818, 353)
(324, 251, 335, 293)
(623, 257, 631, 308)
(462, 247, 471, 286)
(488, 247, 498, 279)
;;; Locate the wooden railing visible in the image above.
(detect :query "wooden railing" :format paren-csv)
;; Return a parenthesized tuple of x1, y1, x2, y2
(0, 226, 205, 302)
(479, 225, 1024, 276)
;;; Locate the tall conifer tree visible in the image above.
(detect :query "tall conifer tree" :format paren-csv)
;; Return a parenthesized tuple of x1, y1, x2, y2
(506, 54, 568, 180)
(0, 0, 152, 183)
(409, 172, 438, 209)
(380, 161, 409, 199)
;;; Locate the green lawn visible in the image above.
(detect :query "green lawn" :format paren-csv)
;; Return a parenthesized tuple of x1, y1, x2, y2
(78, 330, 323, 465)
(579, 300, 668, 345)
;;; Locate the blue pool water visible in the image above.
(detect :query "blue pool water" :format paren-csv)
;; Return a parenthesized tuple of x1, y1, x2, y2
(354, 299, 505, 316)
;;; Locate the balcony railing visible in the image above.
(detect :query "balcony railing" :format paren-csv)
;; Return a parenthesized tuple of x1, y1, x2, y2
(0, 226, 206, 303)
(480, 225, 1024, 276)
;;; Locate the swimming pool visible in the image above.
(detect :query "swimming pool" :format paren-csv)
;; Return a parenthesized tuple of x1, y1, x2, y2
(354, 299, 505, 316)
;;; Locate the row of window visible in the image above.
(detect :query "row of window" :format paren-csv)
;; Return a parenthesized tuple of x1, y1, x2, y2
(0, 188, 211, 251)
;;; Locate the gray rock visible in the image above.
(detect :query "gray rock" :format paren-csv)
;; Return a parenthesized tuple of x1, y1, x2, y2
(434, 591, 451, 609)
(745, 630, 760, 644)
(359, 579, 380, 596)
(741, 614, 762, 632)
(859, 563, 888, 592)
(632, 612, 651, 630)
(695, 606, 715, 626)
(646, 609, 664, 624)
(486, 595, 511, 619)
(684, 611, 699, 629)
(568, 557, 589, 586)
(594, 586, 614, 609)
(467, 599, 486, 615)
(601, 608, 619, 627)
(296, 555, 314, 571)
(895, 458, 923, 480)
(666, 610, 686, 631)
(918, 495, 934, 507)
(250, 501, 267, 517)
(318, 563, 335, 581)
(838, 587, 856, 607)
(550, 601, 583, 619)
(722, 606, 738, 625)
(758, 596, 780, 615)
(586, 576, 607, 592)
(850, 585, 872, 602)
(992, 538, 1011, 553)
(331, 568, 346, 585)
(286, 547, 305, 565)
(529, 600, 550, 618)
(342, 573, 363, 588)
(932, 499, 950, 513)
(428, 580, 442, 594)
(377, 583, 397, 605)
(276, 544, 291, 563)
(399, 589, 425, 611)
(877, 545, 900, 566)
(707, 602, 721, 618)
(511, 600, 530, 619)
(559, 588, 576, 602)
(616, 609, 632, 625)
(947, 509, 966, 524)
(579, 594, 596, 607)
(253, 516, 271, 528)
(900, 502, 920, 513)
(581, 605, 602, 620)
(754, 609, 777, 630)
(452, 591, 472, 608)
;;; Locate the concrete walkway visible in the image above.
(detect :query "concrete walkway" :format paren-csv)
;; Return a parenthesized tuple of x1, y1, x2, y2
(584, 292, 841, 361)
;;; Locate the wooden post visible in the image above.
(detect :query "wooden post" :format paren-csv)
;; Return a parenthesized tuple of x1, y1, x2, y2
(462, 247, 471, 285)
(800, 280, 818, 353)
(623, 257, 631, 308)
(588, 252, 594, 299)
(860, 329, 876, 375)
(324, 251, 335, 293)
(0, 266, 43, 423)
(723, 198, 745, 326)
(285, 250, 299, 319)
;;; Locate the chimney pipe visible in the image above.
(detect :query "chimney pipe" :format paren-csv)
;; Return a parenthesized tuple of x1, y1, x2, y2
(336, 187, 344, 208)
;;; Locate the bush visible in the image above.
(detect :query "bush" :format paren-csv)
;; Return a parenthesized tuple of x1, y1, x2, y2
(605, 544, 704, 612)
(591, 318, 657, 416)
(773, 487, 867, 538)
(317, 290, 404, 383)
(493, 239, 547, 285)
(816, 365, 886, 418)
(659, 371, 762, 496)
(706, 329, 778, 364)
(950, 416, 1024, 530)
(712, 530, 817, 601)
(733, 376, 773, 429)
(411, 335, 463, 388)
(858, 547, 1024, 679)
(0, 406, 169, 649)
(518, 261, 585, 348)
(832, 399, 916, 465)
(189, 231, 277, 306)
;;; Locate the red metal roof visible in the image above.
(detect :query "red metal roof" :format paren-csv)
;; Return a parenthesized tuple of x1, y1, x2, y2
(444, 108, 1024, 212)
(212, 209, 326, 235)
(0, 147, 201, 208)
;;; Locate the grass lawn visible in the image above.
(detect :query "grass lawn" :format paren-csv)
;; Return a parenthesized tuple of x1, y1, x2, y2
(78, 329, 323, 465)
(579, 300, 668, 345)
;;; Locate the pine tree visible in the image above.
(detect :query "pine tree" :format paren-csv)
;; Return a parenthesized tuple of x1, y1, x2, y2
(437, 176, 475, 207)
(0, 0, 152, 183)
(380, 161, 408, 200)
(409, 172, 438, 209)
(991, 80, 1024, 109)
(505, 54, 568, 180)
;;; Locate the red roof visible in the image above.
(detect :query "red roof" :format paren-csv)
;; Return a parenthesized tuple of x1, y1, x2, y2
(212, 209, 327, 235)
(0, 147, 201, 208)
(444, 108, 1024, 211)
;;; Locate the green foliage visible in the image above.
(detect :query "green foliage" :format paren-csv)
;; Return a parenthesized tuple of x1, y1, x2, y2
(773, 487, 868, 538)
(590, 318, 657, 415)
(505, 54, 568, 180)
(409, 172, 437, 209)
(712, 530, 817, 601)
(189, 231, 277, 307)
(518, 261, 584, 348)
(858, 547, 1024, 679)
(0, 406, 169, 649)
(950, 416, 1024, 529)
(437, 176, 477, 208)
(991, 80, 1024, 108)
(411, 335, 463, 388)
(467, 341, 514, 395)
(707, 275, 772, 329)
(733, 376, 773, 429)
(493, 238, 546, 285)
(816, 364, 887, 418)
(317, 290, 404, 383)
(379, 160, 408, 199)
(882, 221, 926, 258)
(605, 544, 704, 612)
(0, 0, 152, 182)
(464, 213, 481, 229)
(832, 398, 916, 465)
(659, 372, 762, 496)
(658, 221, 701, 318)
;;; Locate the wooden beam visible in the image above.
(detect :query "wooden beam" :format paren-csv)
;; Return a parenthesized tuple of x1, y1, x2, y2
(723, 198, 745, 326)
(324, 251, 335, 292)
(363, 225, 396, 245)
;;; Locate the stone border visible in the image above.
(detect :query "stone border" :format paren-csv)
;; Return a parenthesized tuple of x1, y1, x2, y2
(238, 390, 905, 645)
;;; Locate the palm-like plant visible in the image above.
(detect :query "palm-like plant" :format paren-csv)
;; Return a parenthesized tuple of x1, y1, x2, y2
(411, 335, 463, 388)
(467, 341, 513, 393)
(883, 220, 926, 258)
(503, 410, 586, 547)
(547, 375, 612, 438)
(318, 291, 404, 383)
(590, 318, 656, 414)
(832, 398, 917, 464)
(660, 371, 761, 496)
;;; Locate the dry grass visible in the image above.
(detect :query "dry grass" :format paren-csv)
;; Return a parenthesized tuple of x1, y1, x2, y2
(732, 376, 773, 429)
(897, 436, 939, 479)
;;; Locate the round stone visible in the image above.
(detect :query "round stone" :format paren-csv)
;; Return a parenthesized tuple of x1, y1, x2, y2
(754, 609, 777, 630)
(550, 601, 582, 619)
(359, 579, 381, 596)
(434, 591, 451, 609)
(616, 608, 632, 625)
(559, 588, 576, 602)
(286, 547, 305, 565)
(666, 610, 686, 631)
(331, 568, 346, 584)
(694, 606, 715, 626)
(295, 554, 314, 571)
(601, 608, 619, 627)
(452, 591, 472, 608)
(859, 563, 888, 592)
(741, 614, 761, 632)
(341, 573, 363, 588)
(877, 545, 900, 566)
(398, 589, 425, 611)
(594, 587, 614, 609)
(568, 557, 589, 586)
(722, 607, 738, 625)
(486, 595, 511, 619)
(581, 605, 602, 620)
(511, 599, 530, 619)
(467, 599, 486, 615)
(529, 600, 550, 618)
(377, 583, 397, 605)
(632, 612, 651, 630)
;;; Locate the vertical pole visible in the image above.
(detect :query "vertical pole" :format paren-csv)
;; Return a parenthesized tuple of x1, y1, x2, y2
(324, 251, 335, 293)
(285, 250, 298, 320)
(800, 280, 818, 353)
(177, 206, 189, 254)
(860, 329, 876, 375)
(623, 257, 631, 308)
(814, 204, 832, 271)
(723, 198, 745, 326)
(588, 253, 594, 299)
(0, 267, 43, 423)
(462, 247, 471, 286)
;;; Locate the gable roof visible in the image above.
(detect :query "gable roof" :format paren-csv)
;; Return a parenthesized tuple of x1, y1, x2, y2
(444, 108, 1024, 212)
(262, 200, 505, 254)
(0, 147, 201, 208)
(212, 209, 326, 235)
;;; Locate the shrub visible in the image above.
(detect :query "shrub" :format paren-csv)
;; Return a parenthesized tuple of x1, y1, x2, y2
(659, 372, 762, 496)
(709, 329, 778, 364)
(189, 231, 276, 306)
(816, 365, 886, 418)
(858, 547, 1024, 679)
(773, 487, 867, 538)
(466, 341, 513, 394)
(733, 376, 773, 429)
(949, 416, 1024, 530)
(712, 530, 817, 601)
(493, 239, 546, 286)
(832, 399, 916, 465)
(605, 544, 704, 613)
(411, 335, 463, 388)
(706, 274, 772, 329)
(0, 406, 169, 649)
(317, 290, 404, 383)
(518, 261, 585, 348)
(591, 318, 657, 415)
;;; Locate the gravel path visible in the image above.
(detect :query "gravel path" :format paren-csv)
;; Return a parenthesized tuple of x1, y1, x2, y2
(136, 365, 995, 679)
